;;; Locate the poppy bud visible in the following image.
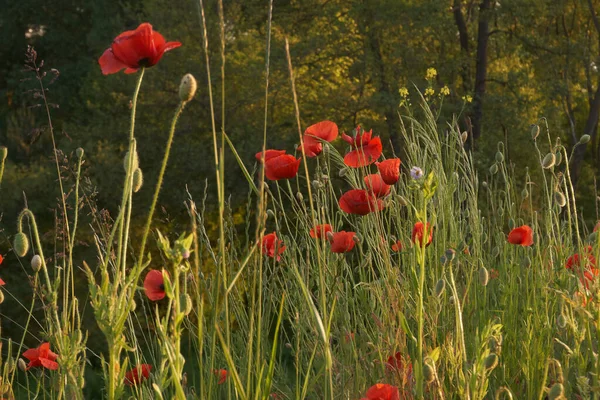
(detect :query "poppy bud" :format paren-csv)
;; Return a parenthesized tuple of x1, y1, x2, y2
(449, 295, 455, 304)
(461, 131, 468, 143)
(440, 255, 447, 265)
(495, 152, 504, 163)
(445, 249, 456, 262)
(488, 337, 501, 353)
(554, 191, 566, 207)
(556, 313, 567, 329)
(0, 290, 4, 304)
(162, 271, 174, 299)
(130, 299, 137, 312)
(296, 192, 304, 202)
(542, 153, 556, 169)
(481, 181, 488, 189)
(124, 151, 139, 172)
(338, 168, 348, 177)
(266, 209, 275, 219)
(423, 362, 435, 383)
(181, 293, 193, 316)
(311, 180, 321, 189)
(522, 256, 531, 268)
(555, 151, 562, 166)
(579, 134, 591, 144)
(396, 195, 409, 206)
(548, 383, 564, 400)
(507, 218, 514, 229)
(352, 234, 361, 244)
(489, 164, 498, 175)
(492, 246, 500, 258)
(326, 231, 335, 241)
(13, 232, 29, 257)
(31, 254, 42, 272)
(18, 358, 27, 372)
(132, 168, 144, 193)
(484, 353, 499, 370)
(479, 266, 489, 286)
(588, 231, 598, 244)
(435, 279, 445, 297)
(76, 147, 84, 158)
(521, 188, 529, 198)
(0, 146, 6, 162)
(179, 74, 197, 102)
(530, 124, 540, 140)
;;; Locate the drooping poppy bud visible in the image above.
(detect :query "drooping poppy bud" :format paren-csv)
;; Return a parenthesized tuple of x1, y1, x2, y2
(14, 232, 30, 257)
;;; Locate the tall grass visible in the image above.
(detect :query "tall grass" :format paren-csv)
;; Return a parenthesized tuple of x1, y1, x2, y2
(0, 5, 599, 400)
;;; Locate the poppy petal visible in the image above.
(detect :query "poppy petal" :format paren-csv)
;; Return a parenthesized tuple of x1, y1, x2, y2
(99, 49, 128, 75)
(144, 270, 166, 301)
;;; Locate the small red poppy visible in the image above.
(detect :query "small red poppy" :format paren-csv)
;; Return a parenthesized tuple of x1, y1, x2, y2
(262, 232, 286, 261)
(255, 149, 287, 163)
(594, 221, 600, 232)
(300, 121, 339, 157)
(339, 189, 384, 216)
(364, 174, 391, 197)
(412, 222, 433, 247)
(99, 23, 181, 75)
(566, 246, 598, 288)
(264, 154, 301, 181)
(0, 278, 4, 286)
(391, 240, 403, 252)
(376, 158, 401, 185)
(507, 225, 534, 246)
(124, 364, 152, 386)
(310, 224, 333, 239)
(22, 342, 58, 370)
(363, 383, 400, 400)
(143, 270, 166, 301)
(329, 231, 356, 253)
(0, 254, 3, 264)
(342, 126, 383, 167)
(213, 368, 227, 384)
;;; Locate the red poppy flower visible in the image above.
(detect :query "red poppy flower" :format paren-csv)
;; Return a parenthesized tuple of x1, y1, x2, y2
(376, 158, 401, 185)
(363, 383, 400, 400)
(310, 224, 333, 239)
(264, 154, 301, 181)
(99, 23, 182, 75)
(342, 127, 383, 167)
(22, 342, 58, 370)
(124, 364, 152, 386)
(0, 278, 4, 286)
(0, 254, 3, 264)
(144, 270, 166, 301)
(339, 189, 384, 215)
(213, 368, 227, 384)
(412, 222, 433, 247)
(594, 221, 600, 232)
(329, 231, 356, 253)
(300, 121, 339, 157)
(364, 174, 391, 197)
(255, 149, 287, 163)
(566, 246, 598, 288)
(507, 225, 534, 246)
(391, 240, 403, 252)
(262, 232, 285, 261)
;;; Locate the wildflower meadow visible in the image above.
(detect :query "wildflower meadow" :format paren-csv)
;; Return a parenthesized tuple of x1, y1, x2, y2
(1, 2, 600, 400)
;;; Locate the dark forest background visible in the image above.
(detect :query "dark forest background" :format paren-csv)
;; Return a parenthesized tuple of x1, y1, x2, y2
(2, 0, 600, 378)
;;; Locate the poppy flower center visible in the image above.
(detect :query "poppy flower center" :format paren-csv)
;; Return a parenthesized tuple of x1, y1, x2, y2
(159, 283, 165, 291)
(138, 57, 151, 67)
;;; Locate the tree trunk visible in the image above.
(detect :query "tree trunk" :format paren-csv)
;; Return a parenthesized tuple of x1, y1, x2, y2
(570, 84, 600, 188)
(453, 0, 471, 93)
(472, 0, 491, 140)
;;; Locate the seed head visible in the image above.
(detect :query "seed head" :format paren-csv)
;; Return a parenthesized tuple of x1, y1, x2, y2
(13, 232, 29, 257)
(542, 153, 556, 169)
(31, 254, 42, 272)
(179, 74, 197, 102)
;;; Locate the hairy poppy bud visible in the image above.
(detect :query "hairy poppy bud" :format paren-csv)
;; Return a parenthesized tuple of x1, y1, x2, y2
(484, 353, 499, 370)
(488, 337, 501, 353)
(548, 383, 564, 400)
(530, 124, 540, 140)
(495, 152, 504, 163)
(521, 188, 529, 198)
(0, 290, 4, 304)
(311, 180, 321, 189)
(130, 299, 137, 312)
(481, 181, 488, 189)
(296, 192, 304, 202)
(13, 232, 29, 257)
(445, 249, 456, 262)
(396, 195, 409, 206)
(554, 191, 566, 207)
(352, 234, 361, 244)
(423, 362, 435, 383)
(76, 147, 84, 158)
(542, 153, 556, 169)
(182, 293, 193, 316)
(18, 358, 27, 372)
(326, 231, 335, 241)
(555, 151, 562, 166)
(449, 295, 455, 304)
(338, 167, 348, 177)
(1, 146, 7, 161)
(435, 279, 445, 297)
(461, 131, 468, 143)
(266, 209, 275, 219)
(489, 164, 498, 175)
(132, 168, 144, 193)
(31, 254, 42, 272)
(179, 74, 197, 102)
(124, 151, 139, 172)
(479, 266, 489, 286)
(579, 134, 591, 144)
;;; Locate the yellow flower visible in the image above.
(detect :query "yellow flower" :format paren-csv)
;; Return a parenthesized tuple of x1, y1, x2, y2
(440, 85, 450, 96)
(426, 67, 437, 80)
(424, 88, 435, 97)
(462, 95, 473, 103)
(398, 87, 409, 98)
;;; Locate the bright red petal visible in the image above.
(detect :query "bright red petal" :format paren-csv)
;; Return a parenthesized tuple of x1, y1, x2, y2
(40, 357, 59, 370)
(144, 270, 166, 301)
(339, 189, 381, 215)
(265, 155, 301, 180)
(330, 231, 356, 253)
(0, 277, 4, 286)
(304, 121, 338, 142)
(255, 149, 286, 162)
(99, 49, 128, 75)
(22, 348, 39, 362)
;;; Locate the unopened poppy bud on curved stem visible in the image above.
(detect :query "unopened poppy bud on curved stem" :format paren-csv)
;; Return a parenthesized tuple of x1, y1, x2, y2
(179, 74, 197, 103)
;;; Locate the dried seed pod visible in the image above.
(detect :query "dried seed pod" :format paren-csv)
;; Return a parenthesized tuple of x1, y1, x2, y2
(296, 192, 304, 202)
(461, 131, 468, 143)
(13, 232, 29, 257)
